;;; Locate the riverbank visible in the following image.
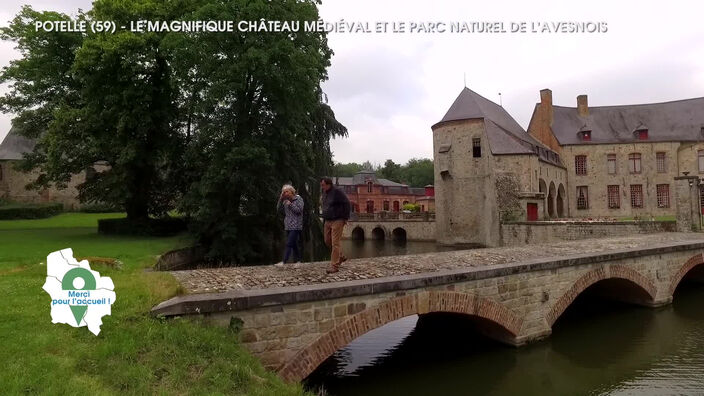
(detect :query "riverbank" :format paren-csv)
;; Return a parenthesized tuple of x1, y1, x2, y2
(0, 213, 307, 395)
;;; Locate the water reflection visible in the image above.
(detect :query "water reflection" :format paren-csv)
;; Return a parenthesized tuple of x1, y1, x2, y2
(340, 239, 460, 260)
(306, 283, 704, 396)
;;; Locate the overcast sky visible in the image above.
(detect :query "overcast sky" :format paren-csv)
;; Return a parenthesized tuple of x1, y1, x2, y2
(2, 0, 704, 165)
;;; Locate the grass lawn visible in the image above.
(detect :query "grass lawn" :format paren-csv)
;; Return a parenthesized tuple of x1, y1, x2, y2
(0, 213, 307, 395)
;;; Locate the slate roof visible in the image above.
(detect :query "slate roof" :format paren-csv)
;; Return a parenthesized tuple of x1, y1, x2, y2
(332, 171, 428, 194)
(334, 171, 407, 187)
(551, 97, 704, 145)
(434, 88, 563, 166)
(0, 128, 34, 160)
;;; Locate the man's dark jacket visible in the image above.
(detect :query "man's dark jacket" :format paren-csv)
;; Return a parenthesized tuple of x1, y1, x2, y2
(322, 186, 351, 221)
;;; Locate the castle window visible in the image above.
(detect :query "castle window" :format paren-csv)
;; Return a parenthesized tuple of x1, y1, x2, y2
(656, 152, 666, 173)
(630, 184, 643, 208)
(367, 181, 373, 193)
(383, 200, 390, 211)
(657, 184, 670, 208)
(472, 138, 481, 158)
(576, 186, 589, 209)
(581, 131, 591, 141)
(607, 154, 617, 174)
(638, 130, 648, 140)
(607, 185, 620, 209)
(575, 155, 587, 175)
(698, 150, 704, 173)
(628, 153, 642, 174)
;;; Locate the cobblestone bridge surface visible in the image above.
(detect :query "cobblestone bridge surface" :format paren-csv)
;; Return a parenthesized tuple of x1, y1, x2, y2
(171, 233, 704, 294)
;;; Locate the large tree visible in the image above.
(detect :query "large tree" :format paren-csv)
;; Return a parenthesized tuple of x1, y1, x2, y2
(0, 1, 186, 220)
(165, 0, 346, 262)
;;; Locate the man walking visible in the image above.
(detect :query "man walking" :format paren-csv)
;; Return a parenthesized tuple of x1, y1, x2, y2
(320, 177, 350, 273)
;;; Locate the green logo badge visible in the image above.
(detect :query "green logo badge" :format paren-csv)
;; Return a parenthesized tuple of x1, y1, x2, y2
(61, 267, 97, 325)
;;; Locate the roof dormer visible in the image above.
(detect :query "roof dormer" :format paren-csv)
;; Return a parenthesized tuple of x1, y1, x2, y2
(633, 123, 648, 140)
(578, 124, 592, 141)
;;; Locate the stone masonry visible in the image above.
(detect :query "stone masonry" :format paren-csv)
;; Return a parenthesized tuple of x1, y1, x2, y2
(153, 233, 704, 382)
(343, 220, 436, 241)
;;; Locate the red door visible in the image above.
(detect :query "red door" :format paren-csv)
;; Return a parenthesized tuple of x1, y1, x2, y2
(527, 203, 538, 221)
(393, 201, 400, 212)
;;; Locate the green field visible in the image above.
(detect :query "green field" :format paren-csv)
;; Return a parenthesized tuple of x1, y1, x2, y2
(0, 213, 306, 395)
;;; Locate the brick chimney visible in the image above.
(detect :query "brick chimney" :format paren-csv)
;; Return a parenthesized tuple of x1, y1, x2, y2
(540, 89, 553, 124)
(528, 88, 562, 153)
(577, 95, 589, 117)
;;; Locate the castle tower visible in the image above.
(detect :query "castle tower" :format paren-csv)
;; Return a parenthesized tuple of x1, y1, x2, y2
(432, 88, 563, 246)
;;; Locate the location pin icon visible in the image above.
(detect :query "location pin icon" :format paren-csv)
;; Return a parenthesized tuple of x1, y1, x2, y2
(61, 268, 97, 326)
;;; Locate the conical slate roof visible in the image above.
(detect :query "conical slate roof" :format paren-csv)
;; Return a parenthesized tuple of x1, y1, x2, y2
(0, 128, 35, 160)
(435, 88, 562, 165)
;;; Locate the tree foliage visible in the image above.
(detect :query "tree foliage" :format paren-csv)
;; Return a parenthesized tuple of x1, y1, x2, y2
(334, 157, 434, 187)
(1, 0, 347, 263)
(0, 2, 184, 219)
(164, 0, 346, 261)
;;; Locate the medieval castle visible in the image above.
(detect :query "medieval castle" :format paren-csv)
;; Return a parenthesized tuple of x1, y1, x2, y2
(432, 88, 704, 246)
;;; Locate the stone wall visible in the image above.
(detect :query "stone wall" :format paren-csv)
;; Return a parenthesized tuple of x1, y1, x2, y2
(344, 220, 436, 241)
(562, 142, 704, 218)
(432, 119, 499, 246)
(500, 221, 677, 246)
(0, 160, 103, 210)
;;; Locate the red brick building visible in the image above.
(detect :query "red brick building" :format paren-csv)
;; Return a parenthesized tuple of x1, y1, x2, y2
(333, 170, 435, 213)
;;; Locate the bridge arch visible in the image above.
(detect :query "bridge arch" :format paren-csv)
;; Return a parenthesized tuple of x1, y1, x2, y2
(668, 253, 704, 296)
(351, 226, 365, 240)
(371, 226, 386, 240)
(546, 265, 657, 327)
(277, 291, 523, 382)
(392, 227, 407, 242)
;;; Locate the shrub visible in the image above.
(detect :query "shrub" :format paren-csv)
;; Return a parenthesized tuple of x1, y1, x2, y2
(78, 202, 123, 213)
(98, 217, 187, 236)
(0, 203, 63, 220)
(402, 203, 420, 212)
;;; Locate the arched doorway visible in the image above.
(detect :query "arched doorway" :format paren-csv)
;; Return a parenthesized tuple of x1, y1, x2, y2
(548, 182, 556, 218)
(539, 179, 547, 220)
(557, 183, 566, 218)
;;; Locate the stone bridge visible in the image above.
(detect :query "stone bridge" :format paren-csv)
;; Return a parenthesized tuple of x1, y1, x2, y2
(152, 233, 704, 382)
(344, 220, 436, 241)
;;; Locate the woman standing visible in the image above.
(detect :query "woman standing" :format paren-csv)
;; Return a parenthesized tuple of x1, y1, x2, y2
(275, 184, 304, 267)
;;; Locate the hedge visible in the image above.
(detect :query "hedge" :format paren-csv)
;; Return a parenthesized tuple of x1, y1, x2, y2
(0, 203, 63, 220)
(98, 217, 187, 236)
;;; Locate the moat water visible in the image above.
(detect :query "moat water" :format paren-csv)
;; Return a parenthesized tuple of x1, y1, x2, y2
(304, 281, 704, 395)
(340, 239, 462, 259)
